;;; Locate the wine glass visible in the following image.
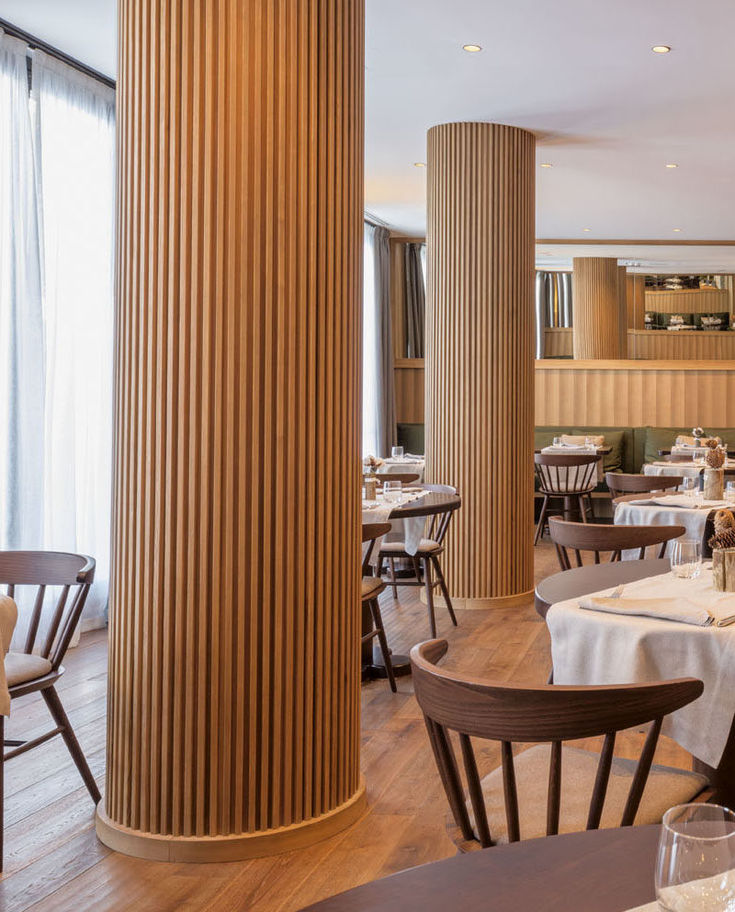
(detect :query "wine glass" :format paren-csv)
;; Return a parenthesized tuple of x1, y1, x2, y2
(391, 446, 404, 460)
(656, 803, 735, 911)
(671, 540, 702, 579)
(726, 481, 735, 505)
(383, 480, 403, 503)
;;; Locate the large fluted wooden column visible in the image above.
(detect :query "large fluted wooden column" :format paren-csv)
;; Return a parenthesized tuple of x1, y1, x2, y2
(426, 123, 535, 608)
(572, 258, 626, 359)
(96, 0, 365, 861)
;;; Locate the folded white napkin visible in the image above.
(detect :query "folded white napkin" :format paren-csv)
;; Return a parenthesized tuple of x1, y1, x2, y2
(579, 596, 718, 627)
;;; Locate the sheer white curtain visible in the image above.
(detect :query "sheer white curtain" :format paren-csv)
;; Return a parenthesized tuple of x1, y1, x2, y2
(31, 52, 115, 631)
(362, 224, 380, 457)
(0, 35, 115, 642)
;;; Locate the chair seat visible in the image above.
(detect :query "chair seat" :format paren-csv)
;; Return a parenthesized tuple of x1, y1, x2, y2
(5, 652, 53, 687)
(380, 538, 442, 555)
(464, 744, 708, 845)
(361, 576, 385, 600)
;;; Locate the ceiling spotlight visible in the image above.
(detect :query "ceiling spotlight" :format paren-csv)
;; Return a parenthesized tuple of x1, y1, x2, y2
(673, 227, 683, 232)
(583, 228, 592, 232)
(540, 162, 553, 168)
(463, 44, 482, 52)
(414, 161, 426, 168)
(652, 45, 671, 54)
(665, 163, 679, 168)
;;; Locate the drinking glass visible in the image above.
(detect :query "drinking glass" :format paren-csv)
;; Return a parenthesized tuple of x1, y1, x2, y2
(682, 477, 698, 499)
(671, 540, 702, 579)
(584, 436, 595, 451)
(726, 481, 735, 505)
(391, 446, 404, 460)
(383, 480, 403, 503)
(553, 437, 562, 448)
(656, 803, 735, 911)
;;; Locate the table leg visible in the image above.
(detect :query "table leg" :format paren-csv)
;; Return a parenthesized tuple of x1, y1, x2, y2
(360, 600, 411, 680)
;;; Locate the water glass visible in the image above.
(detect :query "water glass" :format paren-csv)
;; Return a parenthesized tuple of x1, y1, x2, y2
(391, 446, 404, 460)
(383, 480, 403, 503)
(682, 477, 698, 499)
(584, 436, 596, 451)
(671, 540, 702, 579)
(656, 803, 735, 911)
(727, 481, 735, 504)
(553, 437, 562, 447)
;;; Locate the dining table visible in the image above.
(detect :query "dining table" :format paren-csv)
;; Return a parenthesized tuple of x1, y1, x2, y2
(302, 824, 662, 911)
(379, 455, 426, 481)
(613, 492, 725, 558)
(361, 489, 461, 681)
(644, 459, 735, 487)
(537, 558, 735, 808)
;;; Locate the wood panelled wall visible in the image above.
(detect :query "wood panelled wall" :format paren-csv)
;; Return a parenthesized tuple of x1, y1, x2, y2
(629, 329, 735, 360)
(646, 288, 731, 314)
(536, 361, 735, 427)
(426, 122, 535, 607)
(99, 0, 366, 861)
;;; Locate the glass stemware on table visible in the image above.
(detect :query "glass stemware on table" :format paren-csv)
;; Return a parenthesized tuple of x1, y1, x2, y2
(656, 803, 735, 911)
(682, 477, 703, 505)
(671, 540, 702, 580)
(391, 445, 404, 460)
(726, 481, 735, 505)
(382, 480, 404, 504)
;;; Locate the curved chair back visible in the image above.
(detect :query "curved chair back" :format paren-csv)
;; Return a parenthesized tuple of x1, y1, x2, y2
(534, 454, 600, 494)
(606, 473, 683, 498)
(549, 517, 685, 569)
(420, 486, 460, 545)
(411, 639, 703, 848)
(0, 552, 95, 670)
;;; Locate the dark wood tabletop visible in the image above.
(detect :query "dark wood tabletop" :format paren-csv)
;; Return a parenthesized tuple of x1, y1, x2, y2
(534, 558, 671, 619)
(385, 490, 461, 519)
(302, 825, 660, 911)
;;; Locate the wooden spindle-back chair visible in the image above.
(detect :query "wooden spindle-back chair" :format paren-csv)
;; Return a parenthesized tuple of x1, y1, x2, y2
(605, 473, 684, 498)
(549, 518, 685, 570)
(411, 640, 708, 851)
(534, 454, 600, 545)
(361, 524, 396, 692)
(378, 485, 460, 638)
(0, 551, 100, 869)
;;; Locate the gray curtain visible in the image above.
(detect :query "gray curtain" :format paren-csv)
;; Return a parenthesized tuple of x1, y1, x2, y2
(373, 226, 396, 455)
(404, 242, 425, 358)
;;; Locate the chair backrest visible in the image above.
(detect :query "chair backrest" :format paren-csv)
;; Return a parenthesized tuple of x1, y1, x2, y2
(362, 523, 391, 574)
(365, 473, 420, 486)
(549, 517, 685, 569)
(606, 473, 683, 497)
(420, 486, 460, 545)
(0, 551, 96, 670)
(411, 639, 703, 848)
(534, 454, 600, 494)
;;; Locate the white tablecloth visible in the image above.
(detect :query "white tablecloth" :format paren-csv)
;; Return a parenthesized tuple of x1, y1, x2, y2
(381, 457, 425, 482)
(362, 491, 428, 568)
(548, 567, 735, 768)
(615, 496, 726, 558)
(644, 460, 735, 489)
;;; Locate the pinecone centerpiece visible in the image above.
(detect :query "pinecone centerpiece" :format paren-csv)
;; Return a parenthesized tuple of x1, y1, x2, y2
(705, 444, 725, 469)
(710, 509, 735, 591)
(703, 445, 726, 500)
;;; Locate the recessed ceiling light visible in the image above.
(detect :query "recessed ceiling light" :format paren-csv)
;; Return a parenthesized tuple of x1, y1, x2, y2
(652, 45, 671, 54)
(583, 228, 592, 232)
(540, 162, 553, 168)
(673, 227, 683, 232)
(665, 163, 678, 168)
(414, 161, 426, 168)
(463, 44, 482, 53)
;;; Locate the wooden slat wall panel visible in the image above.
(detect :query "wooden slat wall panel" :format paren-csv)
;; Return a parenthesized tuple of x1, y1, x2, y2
(645, 288, 730, 315)
(629, 330, 735, 360)
(627, 274, 646, 329)
(543, 328, 573, 358)
(426, 123, 535, 606)
(572, 258, 625, 359)
(395, 364, 425, 423)
(101, 0, 365, 859)
(536, 362, 735, 426)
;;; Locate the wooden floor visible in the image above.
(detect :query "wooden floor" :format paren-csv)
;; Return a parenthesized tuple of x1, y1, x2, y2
(0, 542, 691, 911)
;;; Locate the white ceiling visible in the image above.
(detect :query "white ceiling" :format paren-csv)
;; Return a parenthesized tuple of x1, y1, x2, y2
(5, 0, 735, 270)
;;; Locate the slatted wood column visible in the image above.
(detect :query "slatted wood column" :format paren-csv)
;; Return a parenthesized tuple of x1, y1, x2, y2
(572, 258, 626, 359)
(426, 123, 535, 608)
(96, 0, 365, 861)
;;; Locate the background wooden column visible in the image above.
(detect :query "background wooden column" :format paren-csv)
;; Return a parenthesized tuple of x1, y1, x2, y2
(426, 122, 535, 608)
(572, 257, 626, 359)
(97, 0, 365, 861)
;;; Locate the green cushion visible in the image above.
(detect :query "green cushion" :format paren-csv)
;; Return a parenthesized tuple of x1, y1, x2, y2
(694, 312, 730, 331)
(396, 423, 424, 455)
(642, 426, 691, 464)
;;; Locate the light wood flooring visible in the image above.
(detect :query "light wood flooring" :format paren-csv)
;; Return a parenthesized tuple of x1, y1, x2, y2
(0, 542, 691, 911)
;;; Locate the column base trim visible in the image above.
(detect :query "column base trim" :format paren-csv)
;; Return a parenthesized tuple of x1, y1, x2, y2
(95, 779, 367, 863)
(421, 588, 535, 610)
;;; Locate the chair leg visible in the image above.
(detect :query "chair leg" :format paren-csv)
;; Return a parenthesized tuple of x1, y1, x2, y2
(42, 686, 101, 804)
(422, 557, 437, 638)
(432, 555, 457, 627)
(368, 599, 397, 693)
(534, 495, 549, 545)
(388, 558, 398, 599)
(578, 494, 588, 523)
(587, 493, 595, 522)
